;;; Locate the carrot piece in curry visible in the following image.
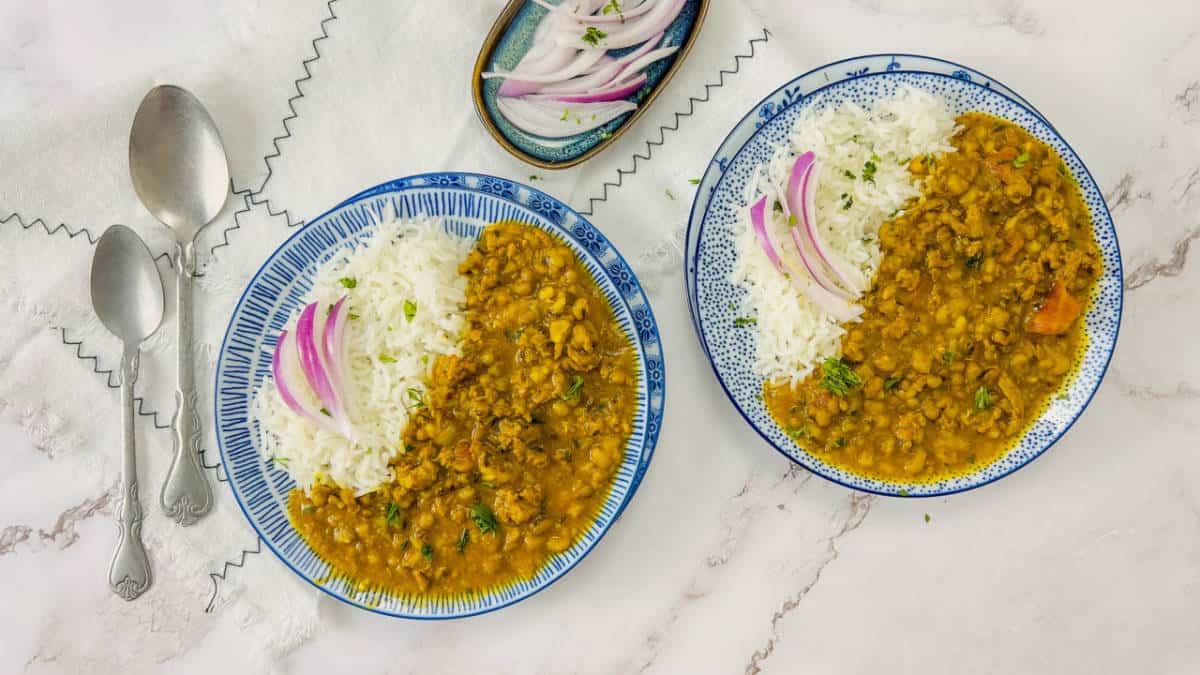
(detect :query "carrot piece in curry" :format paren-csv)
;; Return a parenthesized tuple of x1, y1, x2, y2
(1027, 281, 1084, 336)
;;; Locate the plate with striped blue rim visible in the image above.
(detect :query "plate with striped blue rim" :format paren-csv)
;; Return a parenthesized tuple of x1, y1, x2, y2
(214, 172, 665, 618)
(685, 55, 1122, 497)
(684, 54, 1057, 350)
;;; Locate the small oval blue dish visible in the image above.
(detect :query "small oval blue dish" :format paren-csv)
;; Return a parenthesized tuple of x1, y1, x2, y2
(685, 54, 1122, 497)
(473, 0, 708, 169)
(214, 173, 665, 618)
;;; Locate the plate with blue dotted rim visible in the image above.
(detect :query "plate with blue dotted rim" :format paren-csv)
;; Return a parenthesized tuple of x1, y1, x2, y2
(214, 172, 665, 618)
(684, 54, 1122, 497)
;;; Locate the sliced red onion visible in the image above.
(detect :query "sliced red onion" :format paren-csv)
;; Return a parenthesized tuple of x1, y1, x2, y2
(538, 34, 661, 94)
(498, 97, 636, 138)
(271, 329, 338, 433)
(611, 46, 679, 84)
(295, 302, 351, 437)
(748, 196, 784, 272)
(751, 188, 862, 322)
(767, 170, 845, 299)
(787, 154, 869, 297)
(485, 44, 608, 96)
(531, 0, 657, 23)
(529, 74, 646, 104)
(321, 297, 356, 435)
(571, 0, 684, 49)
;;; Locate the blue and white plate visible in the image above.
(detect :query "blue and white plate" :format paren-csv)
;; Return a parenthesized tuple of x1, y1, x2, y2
(214, 173, 665, 618)
(685, 55, 1122, 497)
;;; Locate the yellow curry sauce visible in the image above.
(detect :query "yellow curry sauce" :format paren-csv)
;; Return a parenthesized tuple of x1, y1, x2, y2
(765, 113, 1102, 482)
(289, 221, 637, 595)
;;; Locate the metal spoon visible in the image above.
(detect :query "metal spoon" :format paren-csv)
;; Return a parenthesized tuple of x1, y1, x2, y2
(129, 85, 228, 526)
(91, 224, 165, 601)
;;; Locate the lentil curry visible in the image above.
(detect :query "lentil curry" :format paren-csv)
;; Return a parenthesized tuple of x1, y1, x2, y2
(765, 113, 1101, 482)
(289, 221, 637, 596)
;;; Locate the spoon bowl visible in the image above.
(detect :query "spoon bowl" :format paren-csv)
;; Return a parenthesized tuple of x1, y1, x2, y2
(129, 85, 230, 242)
(90, 224, 164, 601)
(91, 225, 165, 343)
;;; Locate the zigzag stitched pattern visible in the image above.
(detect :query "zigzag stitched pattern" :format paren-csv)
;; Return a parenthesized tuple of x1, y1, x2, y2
(57, 326, 231, 485)
(252, 0, 339, 199)
(204, 181, 255, 260)
(57, 326, 172, 430)
(577, 27, 771, 217)
(206, 538, 264, 612)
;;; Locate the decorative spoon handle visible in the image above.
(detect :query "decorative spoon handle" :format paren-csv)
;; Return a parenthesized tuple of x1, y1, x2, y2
(110, 347, 152, 601)
(160, 241, 213, 526)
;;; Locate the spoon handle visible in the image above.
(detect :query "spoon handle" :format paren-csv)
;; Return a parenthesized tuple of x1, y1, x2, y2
(110, 347, 152, 601)
(161, 241, 213, 525)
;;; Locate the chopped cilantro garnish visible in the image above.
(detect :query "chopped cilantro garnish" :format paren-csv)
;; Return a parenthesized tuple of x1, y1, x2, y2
(581, 26, 607, 46)
(842, 195, 854, 210)
(470, 503, 498, 534)
(407, 387, 425, 408)
(833, 437, 847, 448)
(339, 277, 357, 289)
(819, 358, 861, 396)
(733, 317, 757, 327)
(562, 374, 584, 401)
(456, 528, 470, 553)
(319, 407, 331, 417)
(965, 255, 983, 270)
(942, 351, 955, 366)
(862, 160, 878, 184)
(884, 376, 902, 392)
(348, 312, 360, 320)
(924, 513, 931, 523)
(665, 189, 675, 200)
(975, 386, 992, 410)
(378, 354, 396, 363)
(786, 426, 808, 439)
(528, 175, 539, 181)
(421, 543, 434, 562)
(843, 169, 857, 180)
(688, 178, 701, 185)
(1013, 152, 1031, 169)
(385, 502, 402, 526)
(404, 299, 417, 323)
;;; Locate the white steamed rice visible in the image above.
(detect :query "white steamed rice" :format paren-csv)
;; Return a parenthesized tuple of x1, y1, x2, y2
(254, 214, 473, 494)
(731, 85, 958, 385)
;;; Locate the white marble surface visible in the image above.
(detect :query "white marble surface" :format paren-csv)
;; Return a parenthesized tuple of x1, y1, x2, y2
(2, 1, 1199, 673)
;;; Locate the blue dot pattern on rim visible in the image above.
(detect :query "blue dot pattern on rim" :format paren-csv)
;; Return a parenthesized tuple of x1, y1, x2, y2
(213, 172, 666, 619)
(684, 55, 1123, 497)
(481, 0, 704, 165)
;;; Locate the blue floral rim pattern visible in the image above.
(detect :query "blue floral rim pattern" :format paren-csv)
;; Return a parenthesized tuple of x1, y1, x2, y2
(684, 54, 1122, 497)
(214, 172, 665, 618)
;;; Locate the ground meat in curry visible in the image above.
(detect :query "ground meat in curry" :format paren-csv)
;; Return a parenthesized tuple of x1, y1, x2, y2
(289, 221, 637, 596)
(765, 112, 1102, 482)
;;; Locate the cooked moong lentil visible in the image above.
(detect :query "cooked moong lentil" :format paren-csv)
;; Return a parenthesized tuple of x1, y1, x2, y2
(289, 221, 637, 595)
(765, 113, 1102, 482)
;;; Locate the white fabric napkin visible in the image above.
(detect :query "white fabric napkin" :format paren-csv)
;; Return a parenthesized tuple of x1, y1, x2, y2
(0, 0, 779, 669)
